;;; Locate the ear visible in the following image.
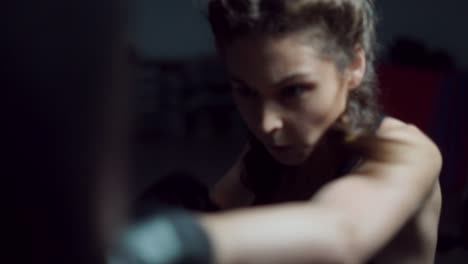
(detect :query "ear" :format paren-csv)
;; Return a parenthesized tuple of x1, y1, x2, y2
(347, 47, 366, 91)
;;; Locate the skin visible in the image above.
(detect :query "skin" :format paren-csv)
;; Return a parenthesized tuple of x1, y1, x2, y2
(225, 33, 354, 166)
(201, 31, 442, 264)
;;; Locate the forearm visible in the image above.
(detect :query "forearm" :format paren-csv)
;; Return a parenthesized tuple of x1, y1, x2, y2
(199, 202, 354, 264)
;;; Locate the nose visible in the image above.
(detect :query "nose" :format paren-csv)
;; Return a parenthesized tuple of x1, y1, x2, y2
(260, 102, 283, 134)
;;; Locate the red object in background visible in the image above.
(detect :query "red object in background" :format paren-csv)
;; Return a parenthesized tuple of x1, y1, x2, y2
(378, 65, 444, 135)
(380, 65, 468, 195)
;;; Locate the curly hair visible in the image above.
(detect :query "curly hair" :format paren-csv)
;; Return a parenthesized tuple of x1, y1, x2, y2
(208, 0, 380, 137)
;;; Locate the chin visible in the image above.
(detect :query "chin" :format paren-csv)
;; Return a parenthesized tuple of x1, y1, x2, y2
(268, 148, 310, 166)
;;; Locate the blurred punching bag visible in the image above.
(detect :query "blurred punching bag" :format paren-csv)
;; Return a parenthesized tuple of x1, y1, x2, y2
(1, 0, 129, 263)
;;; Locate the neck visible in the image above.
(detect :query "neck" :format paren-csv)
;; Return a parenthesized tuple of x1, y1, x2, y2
(291, 131, 348, 181)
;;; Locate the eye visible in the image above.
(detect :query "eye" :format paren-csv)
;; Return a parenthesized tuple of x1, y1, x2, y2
(280, 84, 313, 99)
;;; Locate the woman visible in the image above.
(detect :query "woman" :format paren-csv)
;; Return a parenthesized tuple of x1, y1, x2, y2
(199, 0, 442, 263)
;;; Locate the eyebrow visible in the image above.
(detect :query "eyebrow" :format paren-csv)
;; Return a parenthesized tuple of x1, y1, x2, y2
(275, 73, 315, 88)
(230, 72, 315, 89)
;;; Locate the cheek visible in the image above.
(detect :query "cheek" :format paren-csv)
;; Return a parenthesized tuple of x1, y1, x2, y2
(288, 88, 347, 138)
(298, 94, 336, 124)
(304, 85, 347, 123)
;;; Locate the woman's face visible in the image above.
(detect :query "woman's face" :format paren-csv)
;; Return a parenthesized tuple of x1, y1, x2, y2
(225, 32, 364, 165)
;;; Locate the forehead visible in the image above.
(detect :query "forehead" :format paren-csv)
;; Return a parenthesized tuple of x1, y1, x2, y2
(224, 32, 335, 86)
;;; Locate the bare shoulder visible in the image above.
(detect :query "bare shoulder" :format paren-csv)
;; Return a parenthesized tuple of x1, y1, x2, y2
(378, 117, 437, 147)
(370, 118, 443, 262)
(372, 117, 442, 171)
(349, 116, 443, 202)
(311, 117, 443, 262)
(378, 117, 429, 141)
(379, 116, 443, 201)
